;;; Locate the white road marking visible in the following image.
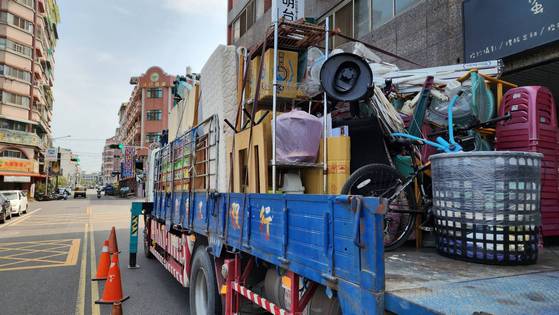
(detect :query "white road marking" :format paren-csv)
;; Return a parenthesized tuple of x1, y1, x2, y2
(0, 208, 42, 229)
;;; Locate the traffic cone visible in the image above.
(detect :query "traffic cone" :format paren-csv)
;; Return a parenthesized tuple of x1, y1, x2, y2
(111, 302, 123, 315)
(95, 254, 129, 304)
(92, 240, 110, 281)
(108, 226, 119, 254)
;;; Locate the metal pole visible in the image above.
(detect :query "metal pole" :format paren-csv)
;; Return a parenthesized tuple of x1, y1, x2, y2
(271, 17, 279, 193)
(323, 18, 329, 194)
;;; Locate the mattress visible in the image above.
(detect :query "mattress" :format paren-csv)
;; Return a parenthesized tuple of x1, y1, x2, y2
(200, 45, 238, 192)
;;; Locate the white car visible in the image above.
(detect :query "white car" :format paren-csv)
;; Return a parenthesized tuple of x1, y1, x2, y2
(0, 191, 28, 216)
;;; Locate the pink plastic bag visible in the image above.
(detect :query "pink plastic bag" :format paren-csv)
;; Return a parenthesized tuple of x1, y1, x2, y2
(276, 110, 322, 163)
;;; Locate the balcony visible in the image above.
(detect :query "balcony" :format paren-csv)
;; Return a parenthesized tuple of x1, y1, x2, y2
(0, 128, 47, 149)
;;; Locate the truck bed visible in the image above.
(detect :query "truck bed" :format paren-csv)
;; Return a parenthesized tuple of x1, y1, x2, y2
(384, 246, 559, 314)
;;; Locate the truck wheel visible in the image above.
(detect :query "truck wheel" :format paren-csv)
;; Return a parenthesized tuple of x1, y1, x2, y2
(189, 246, 221, 315)
(304, 286, 341, 315)
(143, 228, 154, 259)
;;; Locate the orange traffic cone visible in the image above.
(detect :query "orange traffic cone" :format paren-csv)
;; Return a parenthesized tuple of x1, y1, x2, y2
(92, 240, 110, 281)
(108, 226, 119, 254)
(111, 302, 123, 315)
(95, 254, 129, 304)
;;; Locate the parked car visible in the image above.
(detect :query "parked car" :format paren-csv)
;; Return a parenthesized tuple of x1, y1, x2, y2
(0, 190, 28, 216)
(103, 185, 115, 196)
(74, 186, 86, 198)
(0, 194, 11, 223)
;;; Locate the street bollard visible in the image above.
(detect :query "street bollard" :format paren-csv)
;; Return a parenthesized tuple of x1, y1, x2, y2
(128, 202, 142, 269)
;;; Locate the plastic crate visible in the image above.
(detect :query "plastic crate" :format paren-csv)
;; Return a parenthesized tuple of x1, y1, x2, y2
(430, 151, 542, 265)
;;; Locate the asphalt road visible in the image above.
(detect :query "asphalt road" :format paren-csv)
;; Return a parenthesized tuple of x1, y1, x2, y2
(0, 190, 189, 315)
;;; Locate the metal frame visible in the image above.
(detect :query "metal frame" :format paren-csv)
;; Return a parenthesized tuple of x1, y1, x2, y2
(269, 18, 330, 193)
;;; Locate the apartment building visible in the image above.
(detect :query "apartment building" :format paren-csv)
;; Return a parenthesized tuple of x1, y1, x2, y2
(101, 136, 117, 185)
(228, 0, 559, 108)
(110, 66, 174, 194)
(58, 147, 78, 187)
(0, 0, 59, 191)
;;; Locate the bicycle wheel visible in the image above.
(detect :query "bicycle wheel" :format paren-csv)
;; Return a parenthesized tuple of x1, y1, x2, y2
(341, 163, 417, 251)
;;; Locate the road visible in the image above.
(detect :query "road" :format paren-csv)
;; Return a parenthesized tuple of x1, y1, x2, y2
(0, 190, 188, 315)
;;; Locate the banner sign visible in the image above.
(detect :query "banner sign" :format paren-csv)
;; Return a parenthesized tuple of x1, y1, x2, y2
(464, 0, 559, 62)
(49, 161, 61, 176)
(272, 0, 305, 22)
(122, 147, 135, 179)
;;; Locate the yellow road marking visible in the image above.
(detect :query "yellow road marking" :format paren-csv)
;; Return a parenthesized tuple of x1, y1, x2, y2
(66, 239, 80, 265)
(75, 223, 88, 315)
(0, 238, 77, 246)
(0, 252, 68, 267)
(0, 208, 42, 230)
(0, 239, 80, 271)
(89, 222, 100, 315)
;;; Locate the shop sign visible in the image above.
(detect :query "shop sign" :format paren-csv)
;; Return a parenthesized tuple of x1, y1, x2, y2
(464, 0, 559, 62)
(45, 147, 58, 161)
(0, 129, 45, 149)
(4, 176, 31, 183)
(0, 158, 35, 173)
(272, 0, 305, 22)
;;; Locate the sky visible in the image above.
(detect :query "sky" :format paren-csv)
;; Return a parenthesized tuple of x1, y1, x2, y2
(52, 0, 227, 173)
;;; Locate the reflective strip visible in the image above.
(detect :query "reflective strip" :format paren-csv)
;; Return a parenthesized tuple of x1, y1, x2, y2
(232, 282, 286, 315)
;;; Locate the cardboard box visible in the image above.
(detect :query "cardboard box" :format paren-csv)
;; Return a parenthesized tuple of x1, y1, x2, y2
(249, 49, 298, 102)
(302, 136, 351, 194)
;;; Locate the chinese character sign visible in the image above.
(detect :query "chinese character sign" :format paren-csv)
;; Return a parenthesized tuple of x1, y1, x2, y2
(464, 0, 559, 62)
(122, 147, 136, 178)
(272, 0, 305, 22)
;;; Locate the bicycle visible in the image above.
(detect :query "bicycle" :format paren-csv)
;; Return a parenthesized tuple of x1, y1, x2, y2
(341, 137, 433, 251)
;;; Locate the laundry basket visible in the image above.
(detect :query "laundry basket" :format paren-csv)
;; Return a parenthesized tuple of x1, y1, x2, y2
(430, 151, 542, 265)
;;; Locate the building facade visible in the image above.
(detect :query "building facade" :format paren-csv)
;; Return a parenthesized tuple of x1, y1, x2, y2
(101, 136, 117, 185)
(110, 66, 175, 193)
(228, 0, 559, 105)
(0, 0, 59, 191)
(58, 147, 78, 187)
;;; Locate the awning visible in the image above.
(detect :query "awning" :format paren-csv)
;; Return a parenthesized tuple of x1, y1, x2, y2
(0, 172, 46, 178)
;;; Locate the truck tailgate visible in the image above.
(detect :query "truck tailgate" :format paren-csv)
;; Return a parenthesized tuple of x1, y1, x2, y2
(384, 247, 559, 314)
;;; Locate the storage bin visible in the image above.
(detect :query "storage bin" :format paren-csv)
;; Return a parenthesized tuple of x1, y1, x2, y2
(430, 151, 542, 265)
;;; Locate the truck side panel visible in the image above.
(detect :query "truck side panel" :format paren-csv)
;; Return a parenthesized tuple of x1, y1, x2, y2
(150, 191, 386, 314)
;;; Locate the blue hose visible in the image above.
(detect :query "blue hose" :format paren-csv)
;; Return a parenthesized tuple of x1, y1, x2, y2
(392, 94, 462, 153)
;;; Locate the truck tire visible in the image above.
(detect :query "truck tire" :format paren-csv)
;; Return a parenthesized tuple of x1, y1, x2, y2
(304, 286, 341, 315)
(189, 245, 221, 315)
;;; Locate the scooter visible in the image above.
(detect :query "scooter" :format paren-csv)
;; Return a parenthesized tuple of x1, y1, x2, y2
(97, 190, 102, 199)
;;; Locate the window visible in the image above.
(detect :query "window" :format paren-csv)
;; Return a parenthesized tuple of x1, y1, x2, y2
(0, 12, 34, 33)
(1, 91, 30, 108)
(1, 150, 23, 159)
(146, 132, 161, 143)
(147, 88, 163, 98)
(146, 110, 162, 121)
(0, 64, 31, 82)
(334, 2, 354, 46)
(0, 38, 33, 57)
(355, 0, 370, 38)
(231, 0, 261, 43)
(14, 0, 35, 9)
(372, 0, 419, 29)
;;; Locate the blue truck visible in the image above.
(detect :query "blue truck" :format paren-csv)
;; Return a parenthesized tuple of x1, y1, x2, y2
(134, 117, 559, 315)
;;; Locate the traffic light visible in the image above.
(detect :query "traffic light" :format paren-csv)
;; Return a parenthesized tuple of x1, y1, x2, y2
(109, 143, 124, 150)
(70, 157, 80, 165)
